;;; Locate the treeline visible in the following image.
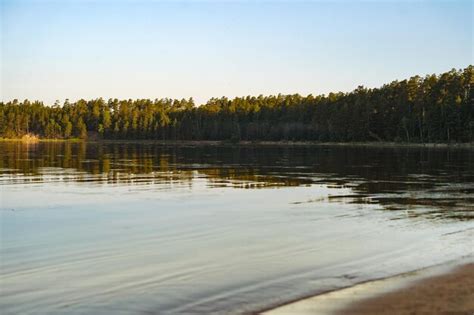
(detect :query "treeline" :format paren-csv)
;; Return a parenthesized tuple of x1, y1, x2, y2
(1, 66, 473, 142)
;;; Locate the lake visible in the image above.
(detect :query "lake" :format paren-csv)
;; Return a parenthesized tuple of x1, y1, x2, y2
(0, 142, 473, 314)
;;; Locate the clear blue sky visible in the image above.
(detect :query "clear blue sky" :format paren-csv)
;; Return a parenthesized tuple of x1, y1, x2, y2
(1, 0, 472, 105)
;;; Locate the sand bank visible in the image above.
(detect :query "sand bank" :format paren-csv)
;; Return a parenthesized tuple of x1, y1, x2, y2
(262, 261, 474, 315)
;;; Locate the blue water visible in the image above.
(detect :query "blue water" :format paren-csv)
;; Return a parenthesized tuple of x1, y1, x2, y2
(1, 142, 473, 314)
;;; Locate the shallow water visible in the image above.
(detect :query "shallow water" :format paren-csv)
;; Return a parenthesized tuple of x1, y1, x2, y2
(0, 142, 473, 314)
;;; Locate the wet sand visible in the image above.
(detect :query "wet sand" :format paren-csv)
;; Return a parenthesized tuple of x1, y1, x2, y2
(338, 263, 474, 315)
(263, 262, 474, 315)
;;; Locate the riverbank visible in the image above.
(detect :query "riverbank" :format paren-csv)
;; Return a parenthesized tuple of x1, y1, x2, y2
(3, 138, 472, 149)
(261, 260, 474, 315)
(336, 263, 474, 315)
(96, 140, 474, 149)
(0, 137, 83, 142)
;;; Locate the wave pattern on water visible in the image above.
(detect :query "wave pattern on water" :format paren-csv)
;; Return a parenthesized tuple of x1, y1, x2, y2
(0, 142, 473, 314)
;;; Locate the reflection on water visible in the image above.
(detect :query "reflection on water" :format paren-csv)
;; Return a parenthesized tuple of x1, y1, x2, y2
(0, 142, 473, 315)
(1, 142, 473, 220)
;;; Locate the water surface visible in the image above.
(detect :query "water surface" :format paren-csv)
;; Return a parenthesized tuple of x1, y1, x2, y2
(1, 142, 473, 314)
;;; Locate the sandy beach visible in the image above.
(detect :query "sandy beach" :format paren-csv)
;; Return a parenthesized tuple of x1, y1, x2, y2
(338, 263, 474, 315)
(263, 262, 474, 315)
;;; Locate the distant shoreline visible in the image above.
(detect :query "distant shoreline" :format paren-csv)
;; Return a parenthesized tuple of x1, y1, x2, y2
(2, 138, 474, 149)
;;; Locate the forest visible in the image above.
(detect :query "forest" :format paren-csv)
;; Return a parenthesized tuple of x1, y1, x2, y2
(1, 66, 472, 143)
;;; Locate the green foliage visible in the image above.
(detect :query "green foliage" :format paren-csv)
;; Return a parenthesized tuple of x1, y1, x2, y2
(0, 66, 472, 142)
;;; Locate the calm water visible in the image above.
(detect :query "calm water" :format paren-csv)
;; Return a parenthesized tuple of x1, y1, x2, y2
(1, 142, 473, 315)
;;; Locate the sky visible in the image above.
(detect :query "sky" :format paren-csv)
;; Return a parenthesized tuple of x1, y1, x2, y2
(1, 0, 472, 105)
